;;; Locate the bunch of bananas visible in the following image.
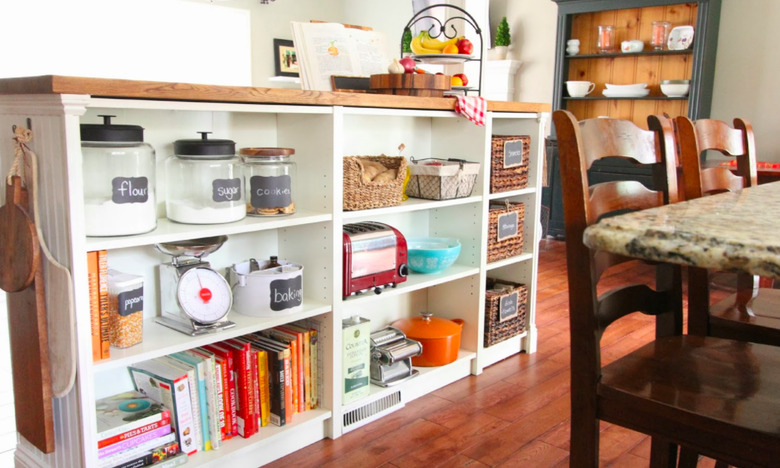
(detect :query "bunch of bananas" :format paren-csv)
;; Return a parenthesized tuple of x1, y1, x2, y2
(410, 31, 462, 55)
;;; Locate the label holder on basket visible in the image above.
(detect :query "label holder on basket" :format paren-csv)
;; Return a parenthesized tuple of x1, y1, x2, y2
(496, 200, 520, 242)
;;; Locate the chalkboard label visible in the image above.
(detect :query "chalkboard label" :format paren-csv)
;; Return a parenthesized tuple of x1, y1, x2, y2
(212, 178, 242, 203)
(250, 175, 292, 208)
(503, 139, 526, 168)
(117, 286, 144, 317)
(497, 211, 519, 241)
(269, 275, 303, 311)
(499, 291, 519, 322)
(112, 177, 149, 204)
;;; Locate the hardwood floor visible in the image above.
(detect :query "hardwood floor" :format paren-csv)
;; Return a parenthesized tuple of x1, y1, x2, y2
(267, 239, 722, 468)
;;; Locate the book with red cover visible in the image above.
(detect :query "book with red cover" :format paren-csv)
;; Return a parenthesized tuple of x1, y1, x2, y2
(234, 337, 261, 432)
(202, 343, 237, 439)
(222, 338, 258, 438)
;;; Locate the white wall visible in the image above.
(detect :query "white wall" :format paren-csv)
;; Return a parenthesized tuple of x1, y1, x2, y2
(0, 0, 251, 85)
(709, 0, 780, 162)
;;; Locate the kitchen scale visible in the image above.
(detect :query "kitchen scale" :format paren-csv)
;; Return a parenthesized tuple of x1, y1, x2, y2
(155, 235, 236, 336)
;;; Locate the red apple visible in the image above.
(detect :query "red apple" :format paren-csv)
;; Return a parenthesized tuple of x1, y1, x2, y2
(457, 38, 473, 55)
(399, 56, 416, 73)
(454, 73, 469, 86)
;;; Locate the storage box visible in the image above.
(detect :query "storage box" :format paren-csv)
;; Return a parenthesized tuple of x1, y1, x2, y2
(484, 278, 527, 347)
(405, 158, 480, 200)
(107, 270, 144, 348)
(490, 135, 530, 193)
(487, 201, 525, 263)
(228, 259, 304, 317)
(343, 155, 407, 211)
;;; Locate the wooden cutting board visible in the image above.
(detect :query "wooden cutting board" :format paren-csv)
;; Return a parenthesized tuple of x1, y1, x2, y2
(1, 176, 54, 453)
(369, 73, 451, 97)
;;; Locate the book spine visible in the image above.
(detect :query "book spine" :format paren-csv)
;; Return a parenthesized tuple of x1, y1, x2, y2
(225, 340, 255, 437)
(98, 250, 110, 360)
(212, 357, 227, 440)
(97, 424, 171, 458)
(257, 349, 270, 427)
(249, 348, 260, 433)
(105, 439, 179, 468)
(97, 413, 171, 448)
(97, 408, 171, 443)
(88, 251, 100, 361)
(204, 344, 237, 438)
(308, 327, 318, 408)
(282, 348, 293, 424)
(271, 350, 285, 426)
(97, 432, 177, 468)
(145, 453, 188, 468)
(278, 326, 305, 413)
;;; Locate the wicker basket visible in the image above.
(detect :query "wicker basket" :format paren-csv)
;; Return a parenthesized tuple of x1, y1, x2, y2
(487, 201, 525, 263)
(484, 278, 527, 347)
(491, 135, 530, 193)
(405, 158, 480, 200)
(343, 155, 407, 211)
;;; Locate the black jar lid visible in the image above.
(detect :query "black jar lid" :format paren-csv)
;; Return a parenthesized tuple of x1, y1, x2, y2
(174, 132, 236, 159)
(80, 115, 145, 142)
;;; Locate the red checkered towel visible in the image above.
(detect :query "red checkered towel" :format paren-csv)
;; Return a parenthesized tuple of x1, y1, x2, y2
(455, 95, 487, 126)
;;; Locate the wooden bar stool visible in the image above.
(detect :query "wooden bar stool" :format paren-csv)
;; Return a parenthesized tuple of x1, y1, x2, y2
(554, 109, 780, 467)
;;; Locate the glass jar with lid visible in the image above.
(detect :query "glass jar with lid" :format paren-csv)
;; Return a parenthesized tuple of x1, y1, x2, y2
(165, 132, 245, 224)
(239, 147, 296, 216)
(81, 115, 157, 237)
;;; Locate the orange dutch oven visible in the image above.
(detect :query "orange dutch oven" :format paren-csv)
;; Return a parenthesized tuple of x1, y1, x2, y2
(391, 312, 464, 366)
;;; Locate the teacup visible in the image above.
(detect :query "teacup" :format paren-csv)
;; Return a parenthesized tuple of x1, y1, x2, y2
(621, 40, 644, 53)
(566, 81, 596, 97)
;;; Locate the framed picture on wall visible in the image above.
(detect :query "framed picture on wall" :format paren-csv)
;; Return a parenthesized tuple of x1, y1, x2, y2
(274, 38, 299, 77)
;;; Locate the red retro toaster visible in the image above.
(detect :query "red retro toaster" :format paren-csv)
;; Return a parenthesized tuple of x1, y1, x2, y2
(343, 222, 408, 297)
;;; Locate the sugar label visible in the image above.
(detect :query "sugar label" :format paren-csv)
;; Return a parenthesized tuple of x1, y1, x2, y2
(212, 178, 242, 202)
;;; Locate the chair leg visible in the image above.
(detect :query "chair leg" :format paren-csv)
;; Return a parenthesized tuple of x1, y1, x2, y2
(569, 411, 599, 467)
(649, 437, 677, 468)
(678, 447, 700, 467)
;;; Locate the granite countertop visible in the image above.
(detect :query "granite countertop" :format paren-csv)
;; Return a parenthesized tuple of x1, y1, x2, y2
(583, 182, 780, 279)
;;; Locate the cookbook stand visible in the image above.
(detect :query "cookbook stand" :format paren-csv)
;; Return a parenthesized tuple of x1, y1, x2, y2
(401, 4, 484, 97)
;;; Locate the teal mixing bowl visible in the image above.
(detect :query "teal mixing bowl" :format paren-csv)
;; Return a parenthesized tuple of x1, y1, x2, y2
(407, 238, 461, 274)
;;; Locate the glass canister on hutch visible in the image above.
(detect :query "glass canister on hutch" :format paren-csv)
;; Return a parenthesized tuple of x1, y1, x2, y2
(239, 147, 296, 216)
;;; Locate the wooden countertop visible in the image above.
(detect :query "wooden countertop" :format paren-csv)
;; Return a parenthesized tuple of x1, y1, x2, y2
(0, 75, 551, 114)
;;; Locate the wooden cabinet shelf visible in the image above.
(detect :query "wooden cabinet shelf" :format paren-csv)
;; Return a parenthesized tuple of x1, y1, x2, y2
(564, 96, 688, 101)
(567, 49, 693, 59)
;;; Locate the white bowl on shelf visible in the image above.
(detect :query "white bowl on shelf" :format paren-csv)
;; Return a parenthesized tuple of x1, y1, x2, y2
(660, 79, 690, 97)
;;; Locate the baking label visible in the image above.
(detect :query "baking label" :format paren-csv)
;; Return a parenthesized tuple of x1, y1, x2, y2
(250, 175, 292, 208)
(112, 177, 149, 204)
(499, 291, 519, 322)
(117, 286, 144, 317)
(497, 211, 519, 241)
(212, 178, 242, 202)
(269, 275, 303, 311)
(503, 139, 526, 168)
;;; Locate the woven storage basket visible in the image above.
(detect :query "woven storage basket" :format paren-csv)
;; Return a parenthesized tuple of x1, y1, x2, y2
(406, 158, 480, 200)
(490, 135, 530, 193)
(343, 155, 407, 211)
(484, 278, 527, 347)
(487, 201, 525, 263)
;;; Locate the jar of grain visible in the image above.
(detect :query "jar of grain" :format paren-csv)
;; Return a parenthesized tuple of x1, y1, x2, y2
(107, 270, 144, 348)
(239, 147, 296, 216)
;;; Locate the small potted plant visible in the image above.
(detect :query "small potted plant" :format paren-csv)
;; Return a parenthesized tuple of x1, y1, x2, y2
(491, 16, 511, 60)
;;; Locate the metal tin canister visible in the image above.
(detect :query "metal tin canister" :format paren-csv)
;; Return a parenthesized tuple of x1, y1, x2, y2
(342, 316, 371, 404)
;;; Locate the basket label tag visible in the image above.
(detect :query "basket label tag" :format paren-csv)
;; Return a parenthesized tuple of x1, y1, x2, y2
(499, 291, 519, 322)
(503, 140, 526, 168)
(497, 211, 519, 241)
